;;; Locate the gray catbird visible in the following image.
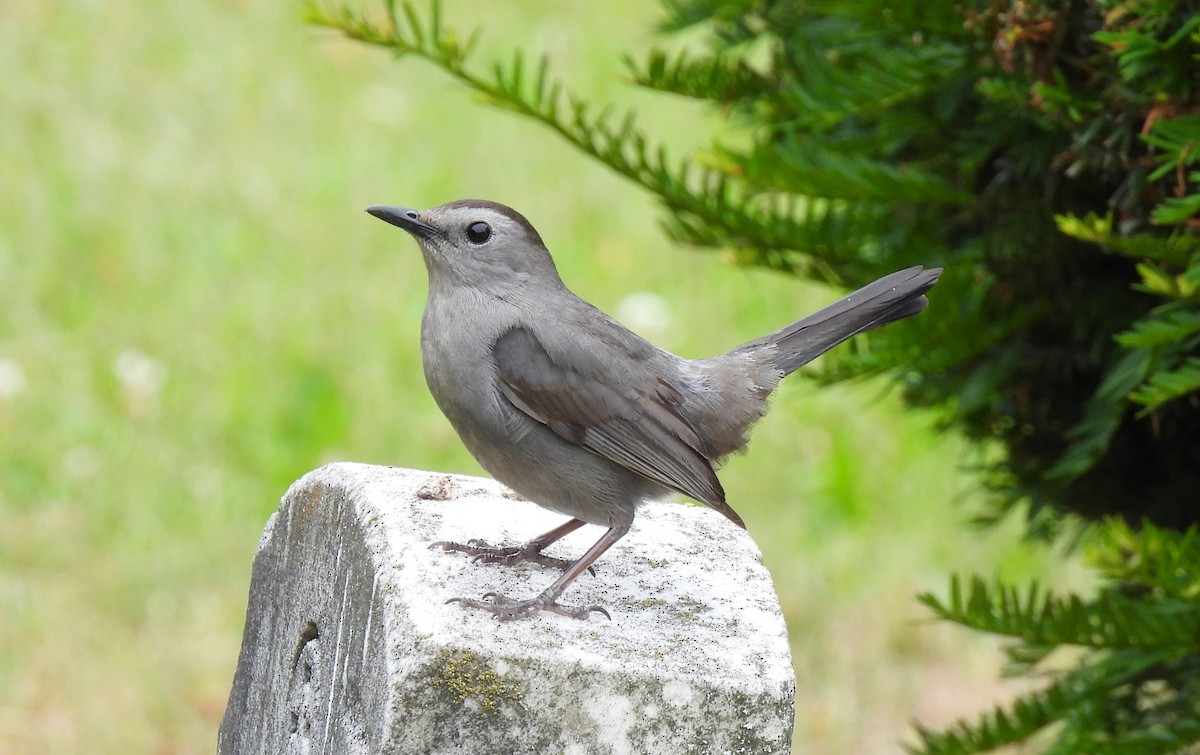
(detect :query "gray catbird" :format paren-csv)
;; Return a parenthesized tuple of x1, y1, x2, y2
(367, 199, 941, 621)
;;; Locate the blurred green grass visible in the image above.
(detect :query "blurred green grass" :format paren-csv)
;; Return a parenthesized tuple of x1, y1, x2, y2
(0, 1, 1083, 752)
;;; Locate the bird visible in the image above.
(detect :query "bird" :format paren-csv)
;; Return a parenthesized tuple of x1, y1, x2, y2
(366, 199, 941, 620)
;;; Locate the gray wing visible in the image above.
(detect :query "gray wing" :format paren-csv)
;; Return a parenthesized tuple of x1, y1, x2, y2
(493, 326, 745, 528)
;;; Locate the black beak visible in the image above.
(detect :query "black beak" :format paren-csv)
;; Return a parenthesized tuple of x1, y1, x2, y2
(366, 205, 439, 239)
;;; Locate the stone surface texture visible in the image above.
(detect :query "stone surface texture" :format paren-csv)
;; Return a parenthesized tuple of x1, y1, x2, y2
(219, 462, 795, 754)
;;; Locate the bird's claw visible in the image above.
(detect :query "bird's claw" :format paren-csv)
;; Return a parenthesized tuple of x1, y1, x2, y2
(446, 592, 610, 622)
(429, 539, 587, 573)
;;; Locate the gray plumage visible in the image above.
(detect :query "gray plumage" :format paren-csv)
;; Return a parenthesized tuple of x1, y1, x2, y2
(367, 198, 941, 620)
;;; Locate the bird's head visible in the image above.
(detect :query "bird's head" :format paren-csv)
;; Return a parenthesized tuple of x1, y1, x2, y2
(366, 199, 563, 289)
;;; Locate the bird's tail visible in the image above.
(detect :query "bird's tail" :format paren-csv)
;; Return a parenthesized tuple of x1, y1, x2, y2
(735, 266, 942, 376)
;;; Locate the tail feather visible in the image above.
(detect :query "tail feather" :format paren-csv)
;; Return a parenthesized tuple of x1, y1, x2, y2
(737, 266, 942, 376)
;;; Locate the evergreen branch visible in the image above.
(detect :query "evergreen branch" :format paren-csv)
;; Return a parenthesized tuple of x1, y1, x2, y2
(1116, 302, 1200, 349)
(730, 135, 970, 204)
(806, 1, 974, 39)
(1095, 719, 1200, 755)
(1153, 189, 1200, 227)
(1130, 356, 1200, 411)
(908, 658, 1143, 755)
(308, 0, 837, 266)
(1143, 113, 1200, 182)
(660, 193, 860, 272)
(908, 686, 1062, 754)
(1097, 18, 1200, 105)
(910, 645, 1185, 755)
(626, 48, 764, 102)
(1054, 213, 1199, 266)
(1134, 257, 1200, 304)
(1088, 521, 1200, 598)
(1139, 110, 1200, 229)
(768, 37, 968, 129)
(919, 575, 1200, 650)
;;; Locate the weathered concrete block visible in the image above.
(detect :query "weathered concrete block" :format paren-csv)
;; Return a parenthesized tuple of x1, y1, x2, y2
(219, 462, 794, 754)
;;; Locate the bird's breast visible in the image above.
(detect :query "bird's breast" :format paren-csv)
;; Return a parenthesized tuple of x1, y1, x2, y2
(419, 288, 528, 440)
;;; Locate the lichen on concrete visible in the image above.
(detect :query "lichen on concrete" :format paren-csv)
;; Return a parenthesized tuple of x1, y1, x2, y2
(430, 648, 523, 714)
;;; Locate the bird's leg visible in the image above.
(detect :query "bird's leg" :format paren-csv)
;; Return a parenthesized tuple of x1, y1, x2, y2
(448, 524, 629, 621)
(431, 518, 589, 572)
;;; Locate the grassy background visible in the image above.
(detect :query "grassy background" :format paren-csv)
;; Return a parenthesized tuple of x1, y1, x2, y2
(0, 1, 1083, 752)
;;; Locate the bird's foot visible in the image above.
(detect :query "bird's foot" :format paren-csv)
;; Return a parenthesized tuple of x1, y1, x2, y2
(447, 591, 610, 622)
(430, 539, 578, 572)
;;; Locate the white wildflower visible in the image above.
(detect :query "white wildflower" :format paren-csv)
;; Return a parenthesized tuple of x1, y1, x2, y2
(0, 358, 27, 400)
(614, 291, 673, 340)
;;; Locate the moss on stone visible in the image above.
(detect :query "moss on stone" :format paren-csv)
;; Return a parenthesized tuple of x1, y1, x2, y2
(430, 648, 523, 714)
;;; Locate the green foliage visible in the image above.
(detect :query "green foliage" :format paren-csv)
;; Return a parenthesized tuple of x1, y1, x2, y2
(915, 522, 1200, 754)
(311, 0, 1200, 528)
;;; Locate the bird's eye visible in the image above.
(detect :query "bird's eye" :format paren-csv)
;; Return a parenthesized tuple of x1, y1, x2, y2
(466, 221, 492, 244)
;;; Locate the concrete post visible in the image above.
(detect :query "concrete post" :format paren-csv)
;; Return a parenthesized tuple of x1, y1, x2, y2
(219, 463, 795, 754)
